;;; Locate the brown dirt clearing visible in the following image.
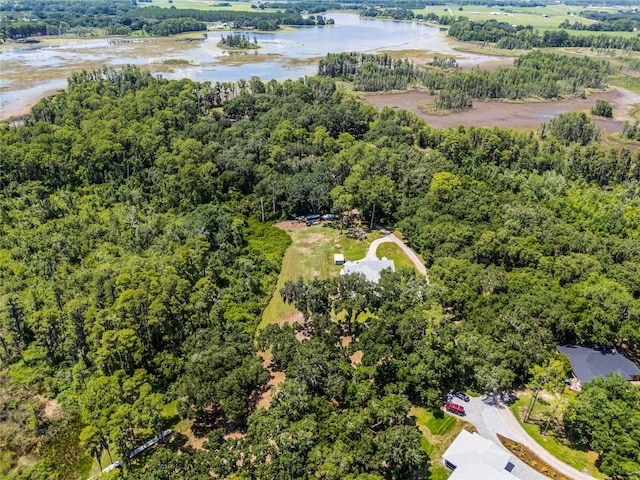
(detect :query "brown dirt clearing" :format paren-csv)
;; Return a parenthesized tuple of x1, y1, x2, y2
(363, 88, 640, 133)
(276, 220, 306, 231)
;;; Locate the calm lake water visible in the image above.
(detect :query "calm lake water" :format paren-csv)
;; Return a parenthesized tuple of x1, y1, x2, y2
(0, 13, 494, 119)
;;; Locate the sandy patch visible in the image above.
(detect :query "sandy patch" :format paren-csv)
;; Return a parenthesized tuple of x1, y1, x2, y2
(256, 371, 286, 410)
(363, 88, 640, 133)
(351, 350, 363, 366)
(276, 220, 306, 231)
(188, 435, 207, 450)
(37, 395, 62, 421)
(279, 311, 304, 327)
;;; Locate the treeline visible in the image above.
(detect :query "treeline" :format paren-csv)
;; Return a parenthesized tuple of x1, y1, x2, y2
(448, 17, 640, 51)
(131, 6, 323, 31)
(144, 17, 206, 36)
(361, 7, 415, 20)
(319, 50, 611, 109)
(319, 52, 425, 91)
(0, 0, 134, 39)
(559, 18, 640, 32)
(0, 1, 318, 40)
(218, 32, 258, 49)
(2, 65, 640, 478)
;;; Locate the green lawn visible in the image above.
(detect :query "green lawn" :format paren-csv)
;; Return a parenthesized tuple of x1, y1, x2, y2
(139, 0, 269, 12)
(259, 223, 381, 329)
(376, 242, 419, 273)
(415, 4, 633, 32)
(411, 406, 473, 479)
(510, 395, 604, 478)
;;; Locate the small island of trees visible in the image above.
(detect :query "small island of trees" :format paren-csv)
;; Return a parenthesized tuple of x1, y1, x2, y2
(218, 32, 259, 49)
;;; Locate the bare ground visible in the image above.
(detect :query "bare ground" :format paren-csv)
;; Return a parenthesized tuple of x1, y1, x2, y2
(363, 88, 640, 133)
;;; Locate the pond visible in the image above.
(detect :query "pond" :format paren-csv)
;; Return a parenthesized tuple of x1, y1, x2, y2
(0, 13, 495, 119)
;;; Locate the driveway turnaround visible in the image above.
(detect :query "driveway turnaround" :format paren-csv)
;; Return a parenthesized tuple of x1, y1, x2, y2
(372, 227, 430, 284)
(453, 394, 596, 480)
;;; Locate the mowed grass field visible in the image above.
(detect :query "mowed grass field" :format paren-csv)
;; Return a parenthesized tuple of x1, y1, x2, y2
(376, 242, 420, 273)
(259, 222, 383, 329)
(139, 0, 278, 12)
(416, 4, 631, 32)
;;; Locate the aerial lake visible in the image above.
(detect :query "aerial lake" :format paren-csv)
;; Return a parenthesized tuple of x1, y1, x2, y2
(0, 13, 496, 119)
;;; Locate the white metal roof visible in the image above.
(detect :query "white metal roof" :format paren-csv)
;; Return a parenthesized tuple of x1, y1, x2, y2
(340, 257, 395, 283)
(449, 464, 516, 480)
(443, 430, 516, 478)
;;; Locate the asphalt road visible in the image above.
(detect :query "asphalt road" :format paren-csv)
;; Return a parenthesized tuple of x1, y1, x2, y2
(448, 394, 596, 480)
(371, 227, 430, 284)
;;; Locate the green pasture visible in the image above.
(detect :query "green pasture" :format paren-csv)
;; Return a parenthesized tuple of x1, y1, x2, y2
(259, 224, 382, 329)
(510, 395, 604, 478)
(138, 0, 276, 12)
(416, 4, 626, 31)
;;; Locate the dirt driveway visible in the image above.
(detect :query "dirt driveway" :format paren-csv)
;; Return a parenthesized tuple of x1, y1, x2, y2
(363, 88, 640, 133)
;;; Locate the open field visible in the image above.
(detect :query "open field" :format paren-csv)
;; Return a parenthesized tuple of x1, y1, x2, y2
(415, 4, 627, 31)
(510, 395, 604, 478)
(376, 242, 419, 273)
(364, 87, 640, 133)
(138, 0, 275, 12)
(259, 222, 382, 329)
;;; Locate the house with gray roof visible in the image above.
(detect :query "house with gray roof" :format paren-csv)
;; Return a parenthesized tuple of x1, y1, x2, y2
(340, 257, 395, 283)
(557, 345, 640, 383)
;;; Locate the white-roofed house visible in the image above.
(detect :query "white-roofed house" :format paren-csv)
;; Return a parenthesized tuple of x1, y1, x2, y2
(339, 257, 395, 283)
(443, 430, 516, 480)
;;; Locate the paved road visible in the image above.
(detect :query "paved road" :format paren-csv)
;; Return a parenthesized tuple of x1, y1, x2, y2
(371, 227, 430, 284)
(458, 395, 548, 480)
(496, 403, 596, 480)
(451, 395, 595, 480)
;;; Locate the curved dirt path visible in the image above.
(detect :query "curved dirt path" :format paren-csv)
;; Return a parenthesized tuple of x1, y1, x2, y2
(371, 227, 430, 284)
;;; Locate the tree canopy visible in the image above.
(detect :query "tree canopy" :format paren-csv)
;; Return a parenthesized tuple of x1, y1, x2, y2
(1, 62, 640, 478)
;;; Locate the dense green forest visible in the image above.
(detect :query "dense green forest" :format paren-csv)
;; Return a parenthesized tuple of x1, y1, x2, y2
(319, 51, 611, 110)
(559, 10, 640, 32)
(448, 17, 640, 51)
(0, 0, 322, 39)
(1, 63, 640, 479)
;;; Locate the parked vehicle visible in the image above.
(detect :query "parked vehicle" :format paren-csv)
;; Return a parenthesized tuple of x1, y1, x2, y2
(445, 402, 465, 416)
(450, 390, 470, 402)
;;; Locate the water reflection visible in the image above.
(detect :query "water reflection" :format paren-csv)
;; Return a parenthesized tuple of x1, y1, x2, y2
(0, 13, 496, 118)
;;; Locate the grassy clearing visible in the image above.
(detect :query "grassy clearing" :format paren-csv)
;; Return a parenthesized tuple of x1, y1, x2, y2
(417, 4, 622, 30)
(610, 74, 640, 96)
(139, 0, 262, 12)
(376, 242, 418, 273)
(411, 406, 472, 477)
(259, 222, 382, 329)
(510, 395, 604, 478)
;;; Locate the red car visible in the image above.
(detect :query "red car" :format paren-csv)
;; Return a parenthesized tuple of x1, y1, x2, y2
(445, 402, 465, 416)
